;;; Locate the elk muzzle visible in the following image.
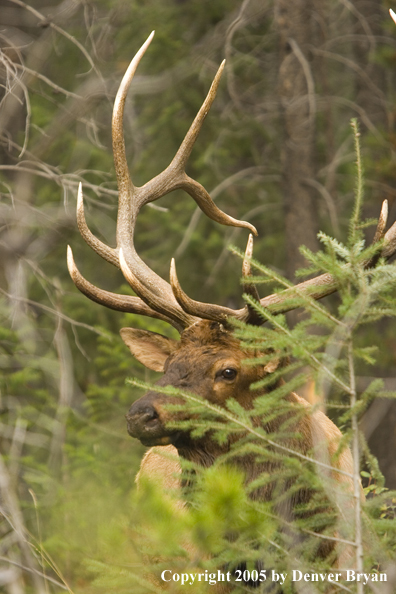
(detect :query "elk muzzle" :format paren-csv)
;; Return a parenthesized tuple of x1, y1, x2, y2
(126, 391, 181, 446)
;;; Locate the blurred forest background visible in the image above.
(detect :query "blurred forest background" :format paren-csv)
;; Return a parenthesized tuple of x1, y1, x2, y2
(0, 0, 396, 592)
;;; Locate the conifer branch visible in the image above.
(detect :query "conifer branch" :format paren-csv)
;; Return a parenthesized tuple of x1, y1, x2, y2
(349, 118, 364, 245)
(244, 294, 353, 396)
(129, 377, 355, 480)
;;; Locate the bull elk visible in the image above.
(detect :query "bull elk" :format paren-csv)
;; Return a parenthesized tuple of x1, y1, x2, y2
(67, 31, 396, 587)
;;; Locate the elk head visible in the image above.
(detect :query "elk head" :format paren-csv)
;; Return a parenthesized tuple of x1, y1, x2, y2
(67, 32, 396, 460)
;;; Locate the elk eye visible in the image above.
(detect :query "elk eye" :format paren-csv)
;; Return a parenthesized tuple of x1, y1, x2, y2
(221, 368, 237, 380)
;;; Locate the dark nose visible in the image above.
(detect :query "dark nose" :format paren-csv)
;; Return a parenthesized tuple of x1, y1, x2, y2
(126, 400, 162, 441)
(126, 404, 159, 424)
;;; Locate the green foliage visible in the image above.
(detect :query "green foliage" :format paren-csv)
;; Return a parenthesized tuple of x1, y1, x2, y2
(0, 2, 396, 593)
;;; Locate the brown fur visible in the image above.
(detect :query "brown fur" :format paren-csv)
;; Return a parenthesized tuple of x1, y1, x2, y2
(124, 320, 357, 577)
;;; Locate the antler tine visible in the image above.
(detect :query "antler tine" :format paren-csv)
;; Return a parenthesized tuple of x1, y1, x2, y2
(112, 30, 154, 213)
(242, 234, 260, 300)
(137, 60, 258, 236)
(170, 258, 246, 322)
(365, 199, 389, 268)
(242, 234, 262, 325)
(382, 218, 396, 259)
(76, 183, 119, 267)
(67, 246, 184, 331)
(173, 60, 226, 172)
(372, 199, 388, 245)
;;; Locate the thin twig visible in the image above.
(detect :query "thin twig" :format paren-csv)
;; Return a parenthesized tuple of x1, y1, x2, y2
(0, 556, 68, 590)
(11, 62, 83, 100)
(0, 454, 47, 594)
(7, 0, 102, 81)
(289, 38, 316, 120)
(0, 289, 107, 336)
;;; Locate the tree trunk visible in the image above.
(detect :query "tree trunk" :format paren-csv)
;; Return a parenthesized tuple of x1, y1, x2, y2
(275, 0, 319, 282)
(352, 0, 388, 130)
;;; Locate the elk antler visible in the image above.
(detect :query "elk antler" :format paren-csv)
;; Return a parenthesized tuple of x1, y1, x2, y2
(67, 32, 257, 332)
(68, 32, 396, 332)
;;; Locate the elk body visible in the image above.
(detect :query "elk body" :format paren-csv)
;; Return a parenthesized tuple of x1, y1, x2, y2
(67, 31, 396, 588)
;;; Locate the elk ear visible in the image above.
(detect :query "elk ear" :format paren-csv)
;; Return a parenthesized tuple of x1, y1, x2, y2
(120, 328, 178, 372)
